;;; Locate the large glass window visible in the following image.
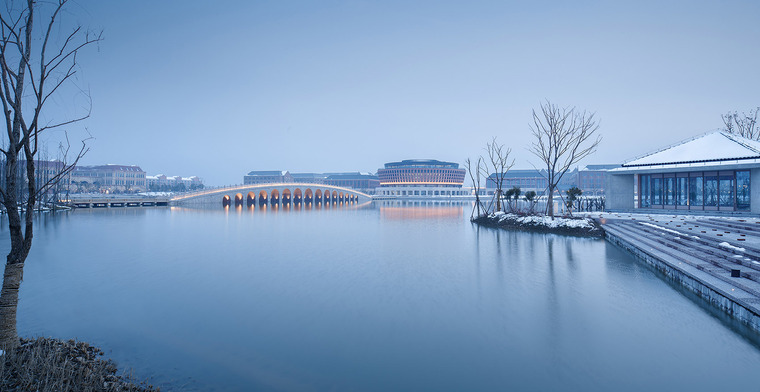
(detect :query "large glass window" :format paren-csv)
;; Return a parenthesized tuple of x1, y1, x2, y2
(652, 178, 662, 205)
(737, 171, 750, 210)
(704, 175, 718, 207)
(676, 177, 688, 206)
(719, 175, 734, 207)
(664, 177, 675, 205)
(689, 176, 703, 207)
(640, 175, 651, 207)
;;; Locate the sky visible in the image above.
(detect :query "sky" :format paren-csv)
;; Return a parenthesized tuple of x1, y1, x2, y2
(29, 0, 760, 185)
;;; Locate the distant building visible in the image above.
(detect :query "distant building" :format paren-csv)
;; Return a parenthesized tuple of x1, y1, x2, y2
(486, 168, 576, 195)
(243, 171, 292, 185)
(607, 131, 759, 213)
(576, 164, 618, 196)
(242, 170, 379, 193)
(290, 173, 326, 185)
(70, 164, 146, 193)
(146, 174, 204, 192)
(0, 159, 69, 204)
(324, 172, 379, 193)
(376, 159, 468, 197)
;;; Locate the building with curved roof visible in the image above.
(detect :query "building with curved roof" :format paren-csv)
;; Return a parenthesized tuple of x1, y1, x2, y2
(376, 159, 468, 198)
(607, 131, 760, 213)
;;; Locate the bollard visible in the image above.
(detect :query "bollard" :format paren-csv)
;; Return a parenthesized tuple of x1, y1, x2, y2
(731, 269, 741, 278)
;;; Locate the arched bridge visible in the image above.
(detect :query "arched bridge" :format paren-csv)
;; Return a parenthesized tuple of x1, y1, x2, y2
(170, 183, 372, 207)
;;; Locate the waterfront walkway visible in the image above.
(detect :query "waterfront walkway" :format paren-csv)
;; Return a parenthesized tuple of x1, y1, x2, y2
(598, 213, 760, 331)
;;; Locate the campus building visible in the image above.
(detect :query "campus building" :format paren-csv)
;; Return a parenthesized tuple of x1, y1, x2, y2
(146, 174, 204, 191)
(577, 164, 618, 196)
(375, 159, 468, 197)
(324, 172, 379, 193)
(485, 168, 579, 195)
(606, 131, 760, 213)
(70, 164, 147, 193)
(243, 171, 293, 185)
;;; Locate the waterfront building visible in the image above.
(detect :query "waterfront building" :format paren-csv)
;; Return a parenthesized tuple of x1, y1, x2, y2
(146, 174, 204, 191)
(324, 172, 379, 194)
(606, 131, 760, 213)
(485, 168, 577, 195)
(70, 164, 147, 193)
(375, 159, 468, 197)
(0, 159, 69, 204)
(290, 172, 326, 184)
(577, 164, 618, 196)
(243, 171, 293, 185)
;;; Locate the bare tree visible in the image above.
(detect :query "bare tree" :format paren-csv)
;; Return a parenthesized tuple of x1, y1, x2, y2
(481, 137, 514, 213)
(529, 101, 601, 218)
(722, 107, 759, 140)
(0, 0, 99, 350)
(465, 157, 487, 219)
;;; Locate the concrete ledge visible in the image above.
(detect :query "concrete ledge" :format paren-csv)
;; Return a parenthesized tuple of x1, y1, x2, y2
(605, 227, 760, 332)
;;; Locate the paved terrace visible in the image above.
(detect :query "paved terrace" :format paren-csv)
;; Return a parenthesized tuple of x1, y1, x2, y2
(594, 212, 760, 331)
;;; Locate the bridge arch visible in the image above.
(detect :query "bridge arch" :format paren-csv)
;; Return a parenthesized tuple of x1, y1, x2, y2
(305, 188, 313, 203)
(294, 188, 303, 203)
(282, 188, 291, 204)
(247, 191, 256, 206)
(258, 190, 268, 206)
(332, 191, 338, 203)
(315, 189, 322, 203)
(234, 193, 244, 206)
(271, 189, 280, 206)
(222, 195, 231, 207)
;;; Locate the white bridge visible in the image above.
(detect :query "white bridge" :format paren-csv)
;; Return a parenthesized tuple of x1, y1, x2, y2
(170, 183, 372, 207)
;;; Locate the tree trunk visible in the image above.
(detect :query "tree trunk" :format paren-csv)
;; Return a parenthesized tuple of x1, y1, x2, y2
(547, 187, 555, 218)
(495, 190, 502, 212)
(0, 262, 24, 350)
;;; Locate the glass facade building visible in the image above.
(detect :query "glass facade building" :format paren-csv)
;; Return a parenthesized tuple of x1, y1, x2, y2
(606, 131, 760, 214)
(638, 170, 750, 211)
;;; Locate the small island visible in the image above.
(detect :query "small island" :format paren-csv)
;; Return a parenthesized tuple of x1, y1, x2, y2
(472, 211, 604, 237)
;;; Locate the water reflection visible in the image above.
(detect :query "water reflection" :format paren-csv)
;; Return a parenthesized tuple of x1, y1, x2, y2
(2, 204, 760, 391)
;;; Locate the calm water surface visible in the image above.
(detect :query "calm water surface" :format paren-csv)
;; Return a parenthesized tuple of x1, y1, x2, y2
(3, 202, 760, 391)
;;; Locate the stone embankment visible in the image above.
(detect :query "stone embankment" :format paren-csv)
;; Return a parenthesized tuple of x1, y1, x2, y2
(600, 214, 760, 332)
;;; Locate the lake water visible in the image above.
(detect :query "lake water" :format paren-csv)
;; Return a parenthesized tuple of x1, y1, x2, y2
(3, 202, 760, 391)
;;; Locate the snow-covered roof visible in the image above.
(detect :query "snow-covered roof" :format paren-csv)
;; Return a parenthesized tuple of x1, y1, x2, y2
(620, 131, 760, 168)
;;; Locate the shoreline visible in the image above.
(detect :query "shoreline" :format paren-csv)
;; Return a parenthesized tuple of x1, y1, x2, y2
(0, 337, 157, 392)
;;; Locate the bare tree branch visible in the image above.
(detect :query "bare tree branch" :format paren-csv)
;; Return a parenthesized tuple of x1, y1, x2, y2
(528, 100, 601, 218)
(0, 0, 100, 350)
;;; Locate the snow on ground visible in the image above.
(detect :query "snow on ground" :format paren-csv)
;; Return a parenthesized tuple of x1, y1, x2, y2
(639, 221, 684, 236)
(719, 242, 746, 252)
(489, 212, 594, 229)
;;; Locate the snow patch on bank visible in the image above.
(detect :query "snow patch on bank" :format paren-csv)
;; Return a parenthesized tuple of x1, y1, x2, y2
(719, 242, 746, 252)
(489, 212, 595, 229)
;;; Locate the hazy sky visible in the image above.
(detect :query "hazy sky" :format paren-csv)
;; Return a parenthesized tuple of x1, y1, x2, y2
(39, 0, 760, 185)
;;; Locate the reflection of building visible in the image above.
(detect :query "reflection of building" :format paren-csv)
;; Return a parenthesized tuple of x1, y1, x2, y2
(607, 131, 759, 213)
(70, 164, 146, 193)
(244, 171, 293, 185)
(376, 159, 468, 197)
